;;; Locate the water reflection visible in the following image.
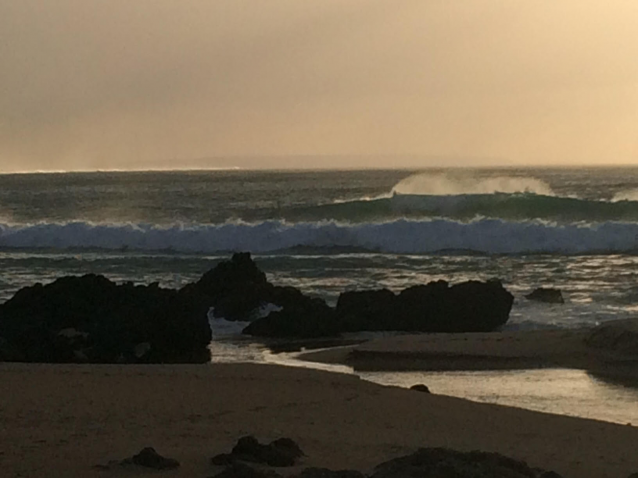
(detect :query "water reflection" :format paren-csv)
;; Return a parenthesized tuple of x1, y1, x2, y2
(359, 368, 638, 425)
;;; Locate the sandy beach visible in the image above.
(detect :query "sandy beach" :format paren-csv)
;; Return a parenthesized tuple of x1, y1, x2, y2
(2, 362, 638, 478)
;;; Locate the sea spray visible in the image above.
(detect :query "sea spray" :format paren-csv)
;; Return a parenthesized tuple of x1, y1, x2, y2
(391, 172, 555, 196)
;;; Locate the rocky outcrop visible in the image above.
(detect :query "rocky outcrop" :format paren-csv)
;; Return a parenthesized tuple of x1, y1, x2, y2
(212, 436, 305, 467)
(183, 252, 325, 326)
(209, 445, 561, 478)
(212, 463, 284, 478)
(336, 279, 513, 333)
(243, 277, 514, 338)
(124, 447, 180, 470)
(0, 252, 516, 357)
(370, 448, 562, 478)
(410, 384, 431, 393)
(525, 288, 564, 304)
(0, 275, 211, 363)
(242, 297, 338, 338)
(182, 252, 273, 322)
(585, 318, 638, 356)
(96, 447, 180, 471)
(295, 469, 365, 478)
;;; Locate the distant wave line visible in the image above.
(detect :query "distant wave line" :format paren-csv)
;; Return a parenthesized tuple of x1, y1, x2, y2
(1, 219, 638, 255)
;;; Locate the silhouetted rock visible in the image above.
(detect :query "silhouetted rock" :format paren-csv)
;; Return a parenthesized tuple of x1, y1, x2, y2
(336, 279, 513, 334)
(122, 447, 180, 470)
(295, 468, 365, 478)
(211, 463, 283, 478)
(336, 289, 396, 332)
(212, 436, 305, 467)
(183, 252, 272, 322)
(585, 318, 638, 356)
(0, 252, 516, 352)
(183, 253, 328, 334)
(0, 274, 211, 363)
(242, 297, 338, 338)
(410, 384, 431, 393)
(371, 448, 562, 478)
(525, 288, 564, 304)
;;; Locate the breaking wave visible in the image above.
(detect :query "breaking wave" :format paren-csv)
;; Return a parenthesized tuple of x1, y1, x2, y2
(1, 219, 638, 255)
(287, 193, 638, 223)
(391, 173, 555, 196)
(281, 174, 638, 223)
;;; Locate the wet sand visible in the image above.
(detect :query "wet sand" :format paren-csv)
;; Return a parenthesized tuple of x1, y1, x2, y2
(298, 328, 638, 377)
(2, 362, 638, 478)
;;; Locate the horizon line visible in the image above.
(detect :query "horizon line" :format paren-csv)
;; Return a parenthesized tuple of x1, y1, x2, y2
(1, 162, 638, 176)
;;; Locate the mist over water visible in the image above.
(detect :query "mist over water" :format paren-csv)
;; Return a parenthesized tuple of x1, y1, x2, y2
(612, 189, 638, 202)
(391, 173, 555, 196)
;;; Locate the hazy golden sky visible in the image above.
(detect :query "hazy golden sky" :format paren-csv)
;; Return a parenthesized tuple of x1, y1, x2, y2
(0, 1, 637, 172)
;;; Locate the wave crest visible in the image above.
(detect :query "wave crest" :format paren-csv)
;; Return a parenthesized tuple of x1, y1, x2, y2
(1, 219, 638, 255)
(391, 173, 554, 196)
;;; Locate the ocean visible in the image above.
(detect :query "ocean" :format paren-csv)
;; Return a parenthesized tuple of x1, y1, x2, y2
(3, 167, 638, 424)
(1, 167, 638, 329)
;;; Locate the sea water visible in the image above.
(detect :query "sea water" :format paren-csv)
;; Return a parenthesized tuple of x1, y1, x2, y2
(2, 167, 638, 422)
(2, 167, 638, 327)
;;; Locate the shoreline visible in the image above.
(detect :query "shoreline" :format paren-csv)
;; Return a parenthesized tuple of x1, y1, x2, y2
(2, 362, 638, 478)
(296, 326, 638, 378)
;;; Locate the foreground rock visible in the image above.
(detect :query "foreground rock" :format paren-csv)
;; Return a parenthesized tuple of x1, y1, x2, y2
(209, 446, 561, 478)
(525, 287, 565, 304)
(211, 462, 284, 478)
(585, 318, 638, 356)
(0, 275, 211, 363)
(295, 468, 365, 478)
(410, 384, 431, 393)
(335, 279, 513, 333)
(97, 447, 180, 471)
(124, 447, 180, 470)
(212, 436, 305, 467)
(371, 448, 562, 478)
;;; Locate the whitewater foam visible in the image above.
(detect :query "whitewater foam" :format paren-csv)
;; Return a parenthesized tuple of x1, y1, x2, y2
(612, 189, 638, 202)
(1, 219, 638, 255)
(391, 172, 554, 196)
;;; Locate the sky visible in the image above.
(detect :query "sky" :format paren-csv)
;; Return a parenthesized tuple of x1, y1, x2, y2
(0, 1, 637, 172)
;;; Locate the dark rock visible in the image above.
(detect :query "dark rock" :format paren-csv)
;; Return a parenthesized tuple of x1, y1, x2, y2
(270, 437, 305, 461)
(585, 319, 638, 356)
(183, 252, 271, 322)
(336, 289, 396, 332)
(122, 447, 180, 470)
(0, 336, 22, 362)
(211, 463, 283, 478)
(212, 436, 305, 467)
(182, 253, 332, 338)
(336, 279, 513, 334)
(0, 274, 211, 363)
(525, 288, 564, 304)
(371, 448, 562, 478)
(295, 468, 365, 478)
(410, 384, 430, 393)
(242, 298, 338, 338)
(212, 453, 237, 466)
